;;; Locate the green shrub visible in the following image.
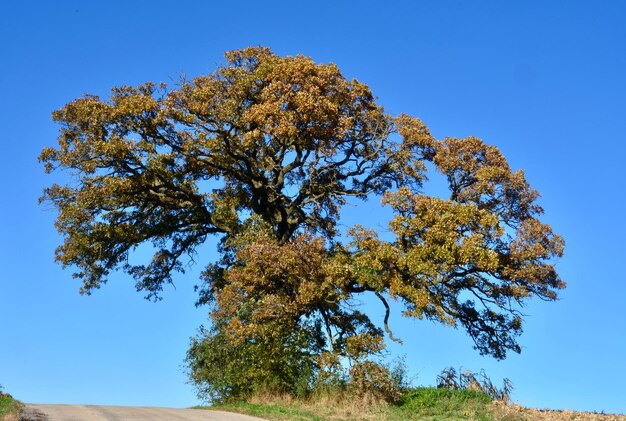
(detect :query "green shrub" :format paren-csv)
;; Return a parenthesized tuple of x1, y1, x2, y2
(0, 389, 23, 420)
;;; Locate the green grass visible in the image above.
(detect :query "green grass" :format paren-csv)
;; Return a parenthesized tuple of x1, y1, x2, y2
(0, 394, 23, 420)
(201, 387, 525, 421)
(387, 387, 500, 420)
(206, 401, 330, 420)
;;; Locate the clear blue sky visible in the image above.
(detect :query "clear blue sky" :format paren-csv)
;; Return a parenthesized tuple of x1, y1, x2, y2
(1, 0, 625, 414)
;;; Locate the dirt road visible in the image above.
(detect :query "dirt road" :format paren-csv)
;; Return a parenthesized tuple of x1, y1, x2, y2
(20, 404, 267, 421)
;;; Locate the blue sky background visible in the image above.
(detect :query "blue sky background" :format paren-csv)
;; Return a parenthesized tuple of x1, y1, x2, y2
(1, 0, 625, 414)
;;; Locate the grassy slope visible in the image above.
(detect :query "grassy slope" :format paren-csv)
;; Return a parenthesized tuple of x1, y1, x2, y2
(205, 388, 626, 421)
(207, 388, 517, 421)
(0, 394, 23, 421)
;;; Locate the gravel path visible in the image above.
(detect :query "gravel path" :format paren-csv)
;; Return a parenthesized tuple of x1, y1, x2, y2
(20, 404, 267, 421)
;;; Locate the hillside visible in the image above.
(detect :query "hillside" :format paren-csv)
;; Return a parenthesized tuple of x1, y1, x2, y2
(208, 388, 626, 421)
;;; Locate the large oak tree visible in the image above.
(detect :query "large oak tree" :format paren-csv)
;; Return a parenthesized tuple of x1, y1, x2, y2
(41, 47, 564, 400)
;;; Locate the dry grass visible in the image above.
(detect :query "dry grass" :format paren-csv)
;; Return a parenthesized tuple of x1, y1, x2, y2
(245, 389, 389, 420)
(0, 413, 20, 421)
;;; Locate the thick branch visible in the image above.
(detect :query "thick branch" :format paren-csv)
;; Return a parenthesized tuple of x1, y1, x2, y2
(374, 291, 403, 344)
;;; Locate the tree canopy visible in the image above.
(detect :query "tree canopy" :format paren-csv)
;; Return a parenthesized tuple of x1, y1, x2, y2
(41, 47, 565, 400)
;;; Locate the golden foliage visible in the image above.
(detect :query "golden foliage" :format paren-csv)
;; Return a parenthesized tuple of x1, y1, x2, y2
(41, 47, 565, 399)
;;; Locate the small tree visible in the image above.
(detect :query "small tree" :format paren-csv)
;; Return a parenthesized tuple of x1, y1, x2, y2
(41, 47, 565, 400)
